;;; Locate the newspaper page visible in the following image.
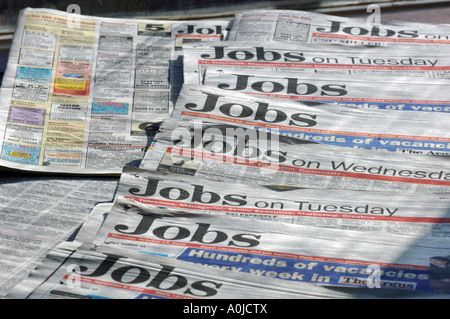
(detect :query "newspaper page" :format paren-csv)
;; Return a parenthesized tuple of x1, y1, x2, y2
(65, 204, 446, 300)
(72, 202, 112, 243)
(169, 20, 231, 101)
(227, 9, 450, 46)
(0, 174, 118, 297)
(7, 241, 368, 299)
(139, 120, 450, 192)
(182, 41, 450, 87)
(87, 201, 450, 295)
(0, 8, 229, 174)
(114, 167, 450, 237)
(169, 85, 450, 155)
(202, 69, 450, 114)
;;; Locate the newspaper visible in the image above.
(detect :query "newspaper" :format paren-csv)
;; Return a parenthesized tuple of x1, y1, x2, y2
(202, 69, 450, 114)
(0, 8, 229, 174)
(115, 167, 450, 237)
(169, 19, 230, 101)
(6, 240, 374, 299)
(182, 41, 450, 87)
(169, 85, 450, 155)
(83, 200, 450, 295)
(139, 120, 450, 192)
(0, 174, 118, 297)
(227, 9, 450, 46)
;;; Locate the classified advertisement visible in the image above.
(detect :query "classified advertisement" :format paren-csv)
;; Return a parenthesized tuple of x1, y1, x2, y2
(0, 175, 118, 297)
(202, 69, 450, 114)
(116, 167, 450, 237)
(85, 201, 450, 295)
(182, 41, 450, 86)
(7, 240, 364, 299)
(139, 120, 450, 192)
(169, 85, 450, 155)
(227, 9, 450, 46)
(0, 8, 229, 174)
(0, 9, 97, 172)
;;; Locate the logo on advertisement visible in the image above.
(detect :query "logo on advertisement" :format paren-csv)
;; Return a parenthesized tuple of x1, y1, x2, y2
(75, 253, 223, 297)
(217, 73, 348, 96)
(114, 212, 262, 247)
(201, 46, 306, 62)
(184, 91, 318, 127)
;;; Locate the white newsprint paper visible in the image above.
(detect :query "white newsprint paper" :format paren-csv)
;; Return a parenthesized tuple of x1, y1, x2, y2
(201, 69, 450, 115)
(169, 85, 450, 155)
(0, 8, 229, 174)
(227, 9, 450, 46)
(7, 240, 379, 299)
(182, 41, 450, 87)
(140, 120, 450, 192)
(113, 167, 450, 238)
(85, 201, 450, 296)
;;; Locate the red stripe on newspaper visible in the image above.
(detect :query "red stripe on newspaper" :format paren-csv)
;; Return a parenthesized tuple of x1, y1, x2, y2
(106, 233, 428, 270)
(179, 111, 450, 142)
(244, 92, 450, 105)
(62, 275, 198, 299)
(198, 59, 450, 70)
(312, 32, 450, 45)
(123, 197, 450, 223)
(166, 147, 450, 186)
(176, 34, 221, 38)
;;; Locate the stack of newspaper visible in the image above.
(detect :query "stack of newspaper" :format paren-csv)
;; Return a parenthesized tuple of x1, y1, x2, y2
(1, 7, 450, 299)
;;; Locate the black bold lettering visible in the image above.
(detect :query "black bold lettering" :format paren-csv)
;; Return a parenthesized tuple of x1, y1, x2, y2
(111, 266, 151, 284)
(228, 50, 254, 60)
(159, 187, 190, 201)
(219, 102, 253, 118)
(289, 113, 317, 127)
(191, 184, 221, 204)
(217, 74, 251, 91)
(115, 213, 161, 236)
(185, 92, 222, 113)
(201, 46, 224, 59)
(128, 178, 161, 197)
(316, 20, 342, 33)
(80, 253, 124, 278)
(283, 52, 305, 62)
(286, 78, 318, 95)
(147, 265, 188, 290)
(153, 224, 191, 241)
(251, 80, 284, 93)
(254, 102, 288, 123)
(256, 47, 282, 61)
(222, 194, 247, 206)
(229, 233, 261, 247)
(191, 223, 228, 244)
(321, 84, 347, 96)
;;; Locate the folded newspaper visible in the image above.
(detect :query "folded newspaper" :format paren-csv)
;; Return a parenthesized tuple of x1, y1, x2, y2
(140, 120, 450, 192)
(169, 85, 450, 155)
(182, 41, 450, 87)
(0, 175, 118, 297)
(2, 6, 450, 300)
(0, 8, 229, 174)
(76, 200, 450, 295)
(7, 239, 378, 299)
(227, 9, 450, 46)
(201, 69, 450, 114)
(114, 167, 450, 237)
